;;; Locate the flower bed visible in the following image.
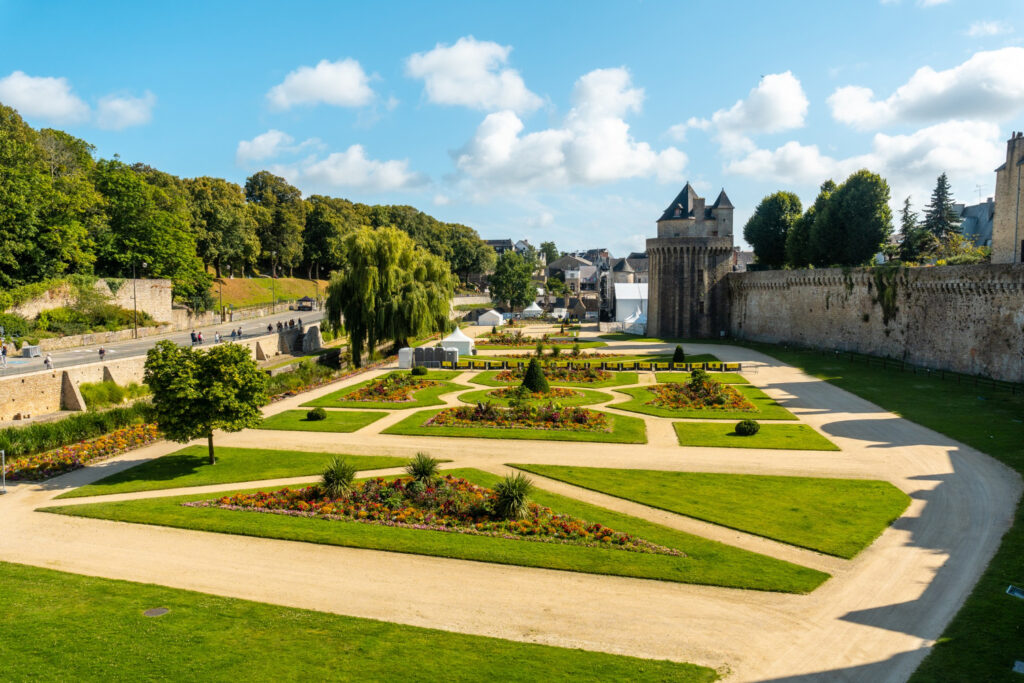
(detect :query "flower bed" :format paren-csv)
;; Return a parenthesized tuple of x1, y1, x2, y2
(496, 366, 612, 384)
(427, 403, 609, 432)
(483, 330, 545, 347)
(489, 386, 579, 401)
(185, 474, 682, 556)
(3, 423, 160, 481)
(649, 381, 755, 412)
(345, 374, 435, 403)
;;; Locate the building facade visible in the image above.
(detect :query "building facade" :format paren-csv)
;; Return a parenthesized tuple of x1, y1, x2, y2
(647, 183, 734, 338)
(993, 131, 1024, 264)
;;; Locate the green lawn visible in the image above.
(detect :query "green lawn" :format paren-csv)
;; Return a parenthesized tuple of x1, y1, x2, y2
(470, 369, 640, 389)
(657, 371, 749, 384)
(257, 410, 387, 433)
(43, 468, 827, 593)
(0, 561, 716, 681)
(56, 447, 413, 499)
(302, 371, 468, 409)
(674, 422, 839, 451)
(719, 342, 1024, 681)
(383, 409, 647, 444)
(612, 385, 797, 420)
(475, 340, 608, 350)
(598, 333, 691, 343)
(511, 465, 909, 559)
(457, 387, 613, 407)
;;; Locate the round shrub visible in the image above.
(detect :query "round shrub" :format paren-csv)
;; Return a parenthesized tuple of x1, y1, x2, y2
(735, 419, 760, 436)
(521, 358, 549, 393)
(411, 366, 428, 376)
(307, 407, 328, 421)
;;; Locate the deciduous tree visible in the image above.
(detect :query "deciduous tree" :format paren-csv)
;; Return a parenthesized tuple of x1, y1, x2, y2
(489, 250, 535, 309)
(244, 171, 305, 276)
(810, 170, 892, 266)
(743, 191, 802, 268)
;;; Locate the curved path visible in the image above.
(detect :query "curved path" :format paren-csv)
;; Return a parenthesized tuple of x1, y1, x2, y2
(0, 333, 1018, 682)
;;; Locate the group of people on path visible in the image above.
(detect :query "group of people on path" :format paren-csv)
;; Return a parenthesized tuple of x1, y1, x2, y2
(267, 319, 302, 333)
(191, 327, 244, 346)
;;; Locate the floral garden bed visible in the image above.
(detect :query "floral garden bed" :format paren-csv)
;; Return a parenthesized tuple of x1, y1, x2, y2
(345, 374, 435, 403)
(184, 474, 682, 556)
(428, 403, 610, 433)
(649, 382, 756, 412)
(490, 386, 579, 401)
(496, 366, 612, 384)
(3, 424, 160, 481)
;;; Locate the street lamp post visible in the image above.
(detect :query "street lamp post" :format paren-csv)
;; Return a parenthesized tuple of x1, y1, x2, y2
(271, 251, 277, 314)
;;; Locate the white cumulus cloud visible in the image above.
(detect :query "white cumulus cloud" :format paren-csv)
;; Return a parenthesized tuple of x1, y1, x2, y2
(0, 71, 89, 123)
(829, 47, 1024, 129)
(267, 58, 375, 110)
(296, 144, 427, 192)
(236, 129, 298, 164)
(455, 67, 685, 191)
(966, 20, 1012, 37)
(406, 36, 542, 113)
(96, 91, 156, 129)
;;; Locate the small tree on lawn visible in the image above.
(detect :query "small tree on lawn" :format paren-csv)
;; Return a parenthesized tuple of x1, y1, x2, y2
(521, 357, 549, 393)
(144, 340, 269, 465)
(672, 345, 686, 364)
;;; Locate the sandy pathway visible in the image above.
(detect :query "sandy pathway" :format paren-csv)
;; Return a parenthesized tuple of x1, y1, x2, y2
(0, 337, 1017, 682)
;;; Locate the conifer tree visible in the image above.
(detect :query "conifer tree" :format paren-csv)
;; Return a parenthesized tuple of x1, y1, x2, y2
(923, 173, 961, 240)
(521, 357, 549, 393)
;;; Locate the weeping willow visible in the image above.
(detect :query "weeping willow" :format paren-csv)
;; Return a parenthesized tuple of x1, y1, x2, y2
(325, 227, 454, 366)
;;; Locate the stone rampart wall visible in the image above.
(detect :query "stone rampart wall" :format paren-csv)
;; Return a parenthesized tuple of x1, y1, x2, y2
(728, 264, 1024, 382)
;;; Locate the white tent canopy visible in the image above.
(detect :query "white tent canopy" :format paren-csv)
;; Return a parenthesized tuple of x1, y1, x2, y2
(477, 309, 504, 327)
(440, 326, 475, 355)
(523, 301, 543, 318)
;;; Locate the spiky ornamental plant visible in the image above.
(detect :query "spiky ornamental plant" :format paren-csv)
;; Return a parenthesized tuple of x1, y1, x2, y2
(493, 472, 534, 520)
(321, 457, 357, 498)
(521, 357, 550, 393)
(405, 452, 440, 483)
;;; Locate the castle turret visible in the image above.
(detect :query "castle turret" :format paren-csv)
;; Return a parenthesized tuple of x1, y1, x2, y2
(993, 131, 1024, 264)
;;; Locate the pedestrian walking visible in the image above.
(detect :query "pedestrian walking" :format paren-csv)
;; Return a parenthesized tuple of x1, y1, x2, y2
(237, 326, 243, 338)
(197, 331, 204, 344)
(1, 343, 7, 369)
(190, 330, 197, 345)
(297, 318, 303, 328)
(230, 329, 237, 341)
(267, 323, 273, 334)
(214, 331, 221, 344)
(98, 346, 106, 362)
(44, 353, 53, 370)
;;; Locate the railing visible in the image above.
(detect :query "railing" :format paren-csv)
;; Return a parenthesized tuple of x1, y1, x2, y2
(442, 360, 742, 372)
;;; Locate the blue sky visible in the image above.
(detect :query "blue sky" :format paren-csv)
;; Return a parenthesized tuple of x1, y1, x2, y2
(2, 0, 1022, 254)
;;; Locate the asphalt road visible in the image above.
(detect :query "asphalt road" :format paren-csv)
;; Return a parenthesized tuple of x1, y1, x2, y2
(0, 309, 324, 377)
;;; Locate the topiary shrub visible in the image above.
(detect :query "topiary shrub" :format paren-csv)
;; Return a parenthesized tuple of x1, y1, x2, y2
(521, 357, 549, 393)
(550, 345, 561, 358)
(735, 419, 760, 436)
(405, 452, 440, 483)
(534, 340, 544, 357)
(672, 345, 686, 364)
(321, 457, 356, 498)
(493, 472, 534, 519)
(411, 365, 428, 376)
(307, 407, 328, 421)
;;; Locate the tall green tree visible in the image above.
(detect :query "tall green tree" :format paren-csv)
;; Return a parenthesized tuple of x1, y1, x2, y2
(448, 223, 496, 281)
(786, 180, 834, 268)
(489, 250, 535, 309)
(922, 172, 961, 240)
(244, 171, 305, 276)
(187, 177, 259, 277)
(324, 227, 455, 366)
(539, 241, 560, 265)
(897, 196, 933, 262)
(743, 191, 802, 268)
(144, 340, 269, 464)
(810, 170, 893, 266)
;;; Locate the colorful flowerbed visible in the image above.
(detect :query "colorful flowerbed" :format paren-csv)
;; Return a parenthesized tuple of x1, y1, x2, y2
(483, 330, 544, 347)
(3, 423, 160, 481)
(496, 366, 612, 384)
(490, 386, 579, 401)
(427, 402, 609, 432)
(649, 376, 755, 412)
(185, 474, 682, 556)
(345, 374, 436, 403)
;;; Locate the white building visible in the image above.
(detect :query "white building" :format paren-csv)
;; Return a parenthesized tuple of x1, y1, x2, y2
(614, 282, 648, 333)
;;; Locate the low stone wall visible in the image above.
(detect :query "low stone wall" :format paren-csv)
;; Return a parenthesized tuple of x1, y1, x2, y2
(11, 279, 173, 322)
(728, 263, 1024, 382)
(0, 329, 303, 422)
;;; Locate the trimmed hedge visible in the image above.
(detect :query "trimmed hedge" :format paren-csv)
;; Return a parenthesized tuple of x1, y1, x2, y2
(0, 403, 155, 459)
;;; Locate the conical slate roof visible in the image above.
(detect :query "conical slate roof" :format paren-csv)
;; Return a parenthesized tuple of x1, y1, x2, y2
(658, 182, 700, 221)
(711, 189, 733, 209)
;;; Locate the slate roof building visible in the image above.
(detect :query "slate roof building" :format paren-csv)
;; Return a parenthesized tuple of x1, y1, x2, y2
(955, 198, 995, 248)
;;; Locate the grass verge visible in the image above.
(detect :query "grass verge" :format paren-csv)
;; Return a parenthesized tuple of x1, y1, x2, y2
(42, 468, 827, 593)
(470, 369, 639, 389)
(457, 387, 613, 407)
(511, 465, 909, 559)
(612, 385, 797, 420)
(382, 409, 647, 444)
(56, 447, 412, 499)
(656, 371, 749, 384)
(258, 410, 387, 433)
(0, 561, 716, 681)
(674, 422, 838, 451)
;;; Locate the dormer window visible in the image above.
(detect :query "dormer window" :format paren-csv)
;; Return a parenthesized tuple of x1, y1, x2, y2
(673, 207, 681, 217)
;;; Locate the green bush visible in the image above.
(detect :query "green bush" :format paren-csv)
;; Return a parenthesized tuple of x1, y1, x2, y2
(534, 340, 544, 357)
(266, 359, 338, 396)
(0, 313, 31, 338)
(411, 366, 428, 376)
(320, 327, 335, 343)
(306, 407, 328, 421)
(405, 452, 440, 483)
(0, 403, 155, 459)
(571, 343, 581, 357)
(320, 457, 356, 498)
(521, 358, 549, 393)
(735, 419, 760, 436)
(79, 381, 150, 411)
(672, 345, 686, 364)
(550, 345, 561, 358)
(493, 472, 534, 520)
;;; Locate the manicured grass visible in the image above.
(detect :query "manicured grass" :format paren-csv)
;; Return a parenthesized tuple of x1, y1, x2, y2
(612, 385, 797, 420)
(43, 468, 827, 593)
(0, 561, 716, 681)
(470, 369, 640, 389)
(216, 276, 328, 308)
(457, 387, 613, 407)
(301, 371, 468, 409)
(475, 340, 608, 350)
(56, 447, 413, 499)
(674, 422, 839, 451)
(511, 465, 909, 559)
(382, 409, 648, 444)
(257, 410, 387, 433)
(454, 302, 492, 311)
(598, 333, 691, 343)
(721, 342, 1024, 680)
(657, 371, 749, 384)
(482, 353, 721, 366)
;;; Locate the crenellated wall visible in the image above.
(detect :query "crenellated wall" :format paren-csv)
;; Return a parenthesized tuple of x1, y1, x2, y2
(728, 264, 1024, 382)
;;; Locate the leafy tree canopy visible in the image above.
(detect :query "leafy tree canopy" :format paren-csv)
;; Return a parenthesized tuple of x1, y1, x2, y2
(489, 251, 535, 309)
(744, 191, 802, 268)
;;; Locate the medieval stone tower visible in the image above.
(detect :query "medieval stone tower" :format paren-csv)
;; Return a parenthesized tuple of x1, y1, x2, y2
(647, 183, 734, 338)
